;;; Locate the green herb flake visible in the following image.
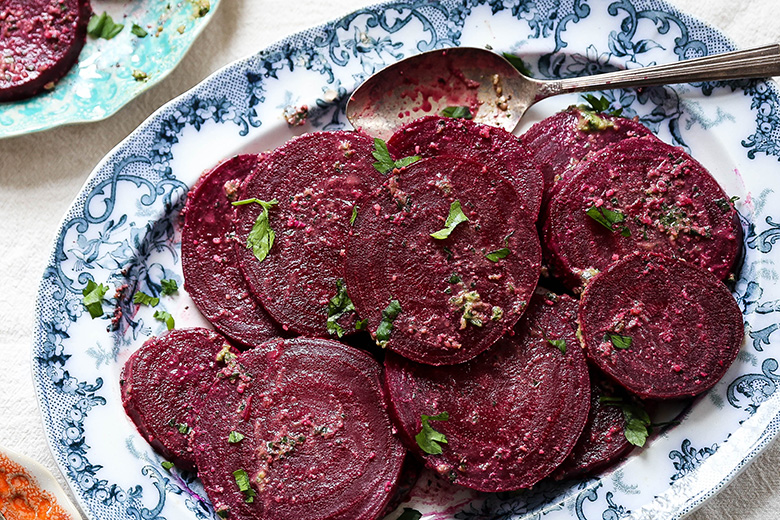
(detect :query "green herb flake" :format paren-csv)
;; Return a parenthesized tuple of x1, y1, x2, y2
(232, 198, 279, 263)
(448, 273, 462, 284)
(397, 508, 423, 520)
(154, 310, 175, 330)
(431, 200, 469, 239)
(501, 53, 533, 77)
(228, 431, 245, 443)
(491, 306, 503, 321)
(600, 396, 651, 447)
(608, 333, 633, 350)
(326, 279, 355, 338)
(350, 205, 358, 225)
(88, 12, 124, 39)
(193, 0, 211, 17)
(174, 422, 191, 435)
(547, 338, 567, 353)
(82, 280, 109, 319)
(485, 247, 510, 262)
(232, 469, 256, 503)
(133, 291, 159, 307)
(161, 461, 175, 471)
(355, 318, 368, 331)
(415, 412, 449, 455)
(215, 508, 229, 519)
(586, 206, 630, 236)
(579, 94, 623, 118)
(375, 300, 402, 347)
(441, 106, 473, 119)
(372, 138, 420, 174)
(160, 278, 179, 296)
(131, 23, 148, 37)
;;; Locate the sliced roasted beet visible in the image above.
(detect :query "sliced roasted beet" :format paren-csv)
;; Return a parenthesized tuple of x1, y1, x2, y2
(543, 136, 742, 289)
(345, 155, 540, 365)
(182, 154, 283, 348)
(520, 106, 654, 206)
(193, 338, 406, 520)
(0, 0, 91, 101)
(388, 115, 544, 218)
(233, 131, 384, 338)
(120, 327, 238, 471)
(579, 252, 744, 400)
(552, 373, 634, 480)
(383, 290, 590, 491)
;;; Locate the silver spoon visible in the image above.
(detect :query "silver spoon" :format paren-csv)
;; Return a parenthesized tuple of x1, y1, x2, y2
(346, 44, 780, 140)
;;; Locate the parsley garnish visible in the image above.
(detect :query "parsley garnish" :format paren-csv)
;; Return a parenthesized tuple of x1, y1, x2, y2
(326, 279, 355, 338)
(372, 138, 420, 174)
(232, 469, 256, 503)
(131, 23, 148, 38)
(173, 422, 191, 435)
(415, 412, 449, 455)
(441, 106, 473, 119)
(431, 200, 469, 239)
(133, 291, 159, 307)
(375, 300, 402, 347)
(160, 278, 178, 296)
(350, 205, 358, 225)
(82, 280, 109, 319)
(161, 461, 174, 471)
(355, 318, 368, 331)
(215, 509, 229, 519)
(228, 431, 245, 443)
(600, 396, 651, 447)
(87, 12, 124, 39)
(397, 508, 423, 520)
(547, 338, 567, 353)
(501, 53, 533, 77)
(608, 333, 633, 350)
(448, 273, 462, 284)
(580, 94, 623, 117)
(154, 310, 175, 330)
(233, 198, 279, 263)
(485, 247, 510, 262)
(586, 206, 631, 237)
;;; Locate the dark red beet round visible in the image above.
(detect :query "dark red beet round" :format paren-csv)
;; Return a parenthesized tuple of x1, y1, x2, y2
(552, 374, 634, 479)
(120, 327, 238, 471)
(233, 131, 384, 338)
(543, 136, 742, 289)
(388, 115, 544, 219)
(193, 337, 406, 520)
(580, 252, 744, 400)
(0, 0, 91, 101)
(345, 155, 540, 365)
(383, 290, 590, 491)
(521, 106, 654, 206)
(182, 154, 282, 348)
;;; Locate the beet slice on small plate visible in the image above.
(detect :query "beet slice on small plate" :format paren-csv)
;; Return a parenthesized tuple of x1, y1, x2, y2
(384, 289, 590, 491)
(193, 337, 406, 520)
(388, 115, 544, 219)
(182, 154, 282, 348)
(120, 327, 239, 471)
(579, 252, 744, 400)
(345, 154, 541, 365)
(233, 131, 383, 338)
(543, 135, 742, 289)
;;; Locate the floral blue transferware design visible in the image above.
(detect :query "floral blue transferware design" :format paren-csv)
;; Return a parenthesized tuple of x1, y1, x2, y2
(31, 0, 780, 520)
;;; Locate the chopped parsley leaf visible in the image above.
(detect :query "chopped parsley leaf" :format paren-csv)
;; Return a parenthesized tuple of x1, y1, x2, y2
(501, 53, 533, 77)
(372, 138, 420, 174)
(415, 412, 449, 455)
(579, 94, 623, 117)
(448, 273, 462, 284)
(350, 205, 358, 225)
(232, 198, 279, 263)
(441, 106, 473, 119)
(599, 396, 651, 447)
(232, 469, 256, 503)
(154, 310, 175, 330)
(87, 12, 124, 39)
(160, 278, 179, 296)
(355, 318, 368, 331)
(174, 422, 191, 435)
(161, 461, 174, 471)
(375, 300, 402, 347)
(397, 508, 423, 520)
(82, 280, 109, 319)
(431, 200, 469, 239)
(608, 333, 633, 350)
(326, 279, 355, 338)
(228, 431, 245, 443)
(547, 338, 566, 353)
(586, 205, 631, 237)
(131, 23, 148, 38)
(133, 291, 159, 307)
(485, 247, 510, 262)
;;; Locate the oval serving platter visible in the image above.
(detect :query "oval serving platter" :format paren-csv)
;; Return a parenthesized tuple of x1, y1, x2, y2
(0, 0, 219, 139)
(32, 0, 780, 519)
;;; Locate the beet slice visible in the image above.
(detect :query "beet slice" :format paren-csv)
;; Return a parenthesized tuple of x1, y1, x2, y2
(383, 290, 590, 491)
(388, 115, 544, 218)
(552, 373, 635, 480)
(520, 106, 654, 206)
(345, 155, 541, 365)
(579, 252, 744, 400)
(233, 131, 384, 338)
(120, 327, 238, 471)
(543, 136, 742, 289)
(0, 0, 91, 101)
(182, 154, 282, 348)
(193, 338, 406, 520)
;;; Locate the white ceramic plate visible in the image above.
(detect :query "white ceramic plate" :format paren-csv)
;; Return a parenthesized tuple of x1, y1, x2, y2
(32, 0, 780, 519)
(0, 0, 219, 139)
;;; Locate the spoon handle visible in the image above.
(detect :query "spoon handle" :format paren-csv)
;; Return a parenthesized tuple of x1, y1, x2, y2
(537, 43, 780, 99)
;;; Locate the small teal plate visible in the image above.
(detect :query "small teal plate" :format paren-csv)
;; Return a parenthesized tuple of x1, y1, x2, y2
(0, 0, 218, 139)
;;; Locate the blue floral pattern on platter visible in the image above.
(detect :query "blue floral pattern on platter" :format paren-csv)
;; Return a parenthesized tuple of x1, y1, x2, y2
(0, 0, 219, 139)
(31, 0, 780, 519)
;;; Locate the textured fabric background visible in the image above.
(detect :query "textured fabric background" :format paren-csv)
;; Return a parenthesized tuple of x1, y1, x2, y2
(0, 0, 777, 518)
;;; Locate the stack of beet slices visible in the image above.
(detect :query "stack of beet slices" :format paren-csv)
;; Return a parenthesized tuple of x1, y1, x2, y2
(120, 103, 746, 519)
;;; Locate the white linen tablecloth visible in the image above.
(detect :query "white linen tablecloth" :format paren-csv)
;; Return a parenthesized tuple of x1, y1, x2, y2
(1, 0, 778, 518)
